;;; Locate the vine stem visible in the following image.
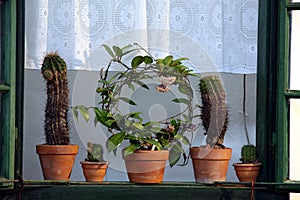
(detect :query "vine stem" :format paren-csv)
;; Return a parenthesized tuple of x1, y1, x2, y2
(133, 43, 155, 60)
(243, 74, 250, 145)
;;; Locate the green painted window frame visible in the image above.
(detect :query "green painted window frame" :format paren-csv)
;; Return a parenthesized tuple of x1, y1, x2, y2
(277, 0, 300, 183)
(257, 0, 300, 191)
(0, 0, 23, 190)
(276, 0, 300, 183)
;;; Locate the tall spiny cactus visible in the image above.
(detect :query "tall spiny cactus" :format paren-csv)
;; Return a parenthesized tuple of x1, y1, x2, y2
(86, 142, 105, 162)
(240, 145, 257, 163)
(42, 52, 70, 145)
(199, 75, 229, 148)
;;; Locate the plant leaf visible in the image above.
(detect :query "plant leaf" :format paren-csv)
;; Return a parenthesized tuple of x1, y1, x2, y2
(163, 55, 173, 66)
(113, 46, 122, 58)
(93, 107, 114, 127)
(169, 143, 184, 167)
(121, 44, 133, 51)
(119, 97, 137, 105)
(169, 147, 181, 168)
(96, 87, 109, 94)
(172, 98, 189, 105)
(128, 112, 143, 122)
(131, 122, 144, 131)
(123, 144, 139, 156)
(106, 132, 125, 153)
(128, 82, 135, 91)
(159, 138, 170, 147)
(174, 134, 190, 145)
(102, 44, 115, 58)
(77, 105, 90, 122)
(143, 56, 153, 64)
(134, 80, 149, 90)
(72, 108, 79, 122)
(131, 56, 144, 68)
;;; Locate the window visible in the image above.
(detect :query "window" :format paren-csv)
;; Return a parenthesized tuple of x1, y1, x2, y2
(1, 0, 299, 199)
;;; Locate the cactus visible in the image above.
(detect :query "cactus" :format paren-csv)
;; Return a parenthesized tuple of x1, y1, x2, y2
(42, 52, 70, 145)
(240, 145, 257, 163)
(86, 142, 105, 162)
(199, 75, 229, 148)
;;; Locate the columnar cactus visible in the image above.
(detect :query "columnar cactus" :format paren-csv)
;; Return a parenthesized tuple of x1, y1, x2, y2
(240, 145, 257, 163)
(86, 142, 105, 162)
(199, 75, 229, 148)
(42, 52, 70, 145)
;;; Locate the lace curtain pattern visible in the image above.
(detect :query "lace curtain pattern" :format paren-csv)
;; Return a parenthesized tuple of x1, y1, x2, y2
(25, 0, 258, 74)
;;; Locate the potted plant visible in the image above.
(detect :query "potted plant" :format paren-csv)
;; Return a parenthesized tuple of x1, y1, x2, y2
(190, 75, 232, 183)
(73, 43, 198, 184)
(233, 144, 262, 182)
(233, 74, 262, 182)
(80, 142, 109, 182)
(36, 52, 79, 180)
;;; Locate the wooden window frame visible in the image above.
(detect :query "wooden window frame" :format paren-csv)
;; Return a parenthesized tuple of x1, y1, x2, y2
(0, 0, 24, 190)
(257, 0, 300, 192)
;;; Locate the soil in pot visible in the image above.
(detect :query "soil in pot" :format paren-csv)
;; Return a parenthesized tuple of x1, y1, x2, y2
(122, 150, 169, 184)
(190, 146, 232, 183)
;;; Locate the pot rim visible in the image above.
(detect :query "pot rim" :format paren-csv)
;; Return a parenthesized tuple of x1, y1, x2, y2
(80, 161, 109, 165)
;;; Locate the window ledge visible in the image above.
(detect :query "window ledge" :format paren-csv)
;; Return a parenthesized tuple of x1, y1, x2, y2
(1, 181, 290, 200)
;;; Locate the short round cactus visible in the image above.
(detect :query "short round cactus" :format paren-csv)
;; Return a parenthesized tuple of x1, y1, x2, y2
(86, 142, 105, 162)
(240, 144, 258, 163)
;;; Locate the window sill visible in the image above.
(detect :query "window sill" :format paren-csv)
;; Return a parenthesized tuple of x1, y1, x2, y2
(1, 181, 291, 200)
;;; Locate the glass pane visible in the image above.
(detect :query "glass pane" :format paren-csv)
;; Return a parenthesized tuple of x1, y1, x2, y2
(289, 99, 300, 181)
(290, 11, 300, 90)
(0, 1, 4, 84)
(291, 0, 300, 2)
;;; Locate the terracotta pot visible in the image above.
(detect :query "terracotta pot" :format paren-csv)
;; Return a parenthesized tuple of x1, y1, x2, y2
(190, 147, 232, 183)
(233, 163, 262, 182)
(80, 161, 109, 182)
(122, 150, 169, 184)
(36, 144, 79, 180)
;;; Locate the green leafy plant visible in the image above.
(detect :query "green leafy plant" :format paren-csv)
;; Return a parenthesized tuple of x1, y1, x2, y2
(240, 144, 259, 164)
(199, 75, 229, 148)
(73, 43, 199, 167)
(85, 142, 105, 162)
(42, 52, 70, 145)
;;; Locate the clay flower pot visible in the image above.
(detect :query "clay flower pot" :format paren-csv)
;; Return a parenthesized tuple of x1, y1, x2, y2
(190, 147, 232, 183)
(233, 163, 262, 182)
(80, 161, 108, 182)
(36, 144, 79, 180)
(122, 150, 169, 184)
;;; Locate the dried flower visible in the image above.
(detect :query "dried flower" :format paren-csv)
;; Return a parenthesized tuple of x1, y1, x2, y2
(158, 75, 176, 85)
(156, 84, 171, 92)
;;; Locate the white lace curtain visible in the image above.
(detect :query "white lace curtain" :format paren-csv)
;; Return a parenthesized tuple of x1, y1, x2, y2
(25, 0, 258, 74)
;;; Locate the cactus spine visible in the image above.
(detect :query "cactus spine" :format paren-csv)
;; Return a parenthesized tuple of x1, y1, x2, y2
(199, 75, 229, 148)
(42, 52, 70, 145)
(86, 142, 105, 162)
(241, 145, 257, 163)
